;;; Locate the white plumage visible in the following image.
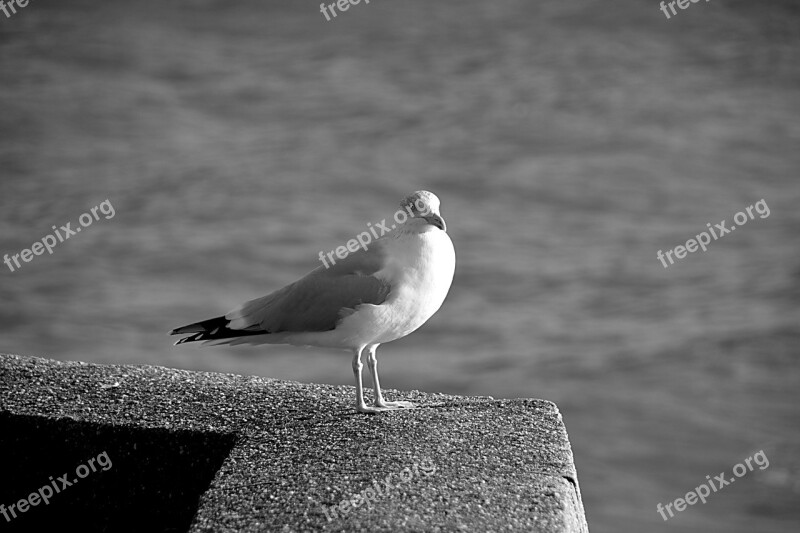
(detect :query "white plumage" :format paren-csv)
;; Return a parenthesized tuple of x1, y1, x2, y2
(171, 190, 455, 413)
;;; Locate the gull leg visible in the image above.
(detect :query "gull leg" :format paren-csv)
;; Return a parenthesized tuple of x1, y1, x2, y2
(354, 346, 390, 414)
(366, 344, 415, 410)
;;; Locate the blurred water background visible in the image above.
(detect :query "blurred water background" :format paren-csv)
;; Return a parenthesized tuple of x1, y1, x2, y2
(2, 0, 799, 531)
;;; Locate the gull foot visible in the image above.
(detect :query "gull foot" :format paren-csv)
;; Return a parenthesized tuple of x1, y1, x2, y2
(374, 400, 416, 409)
(356, 401, 416, 414)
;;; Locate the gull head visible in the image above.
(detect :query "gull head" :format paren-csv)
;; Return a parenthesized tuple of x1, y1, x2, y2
(399, 190, 447, 232)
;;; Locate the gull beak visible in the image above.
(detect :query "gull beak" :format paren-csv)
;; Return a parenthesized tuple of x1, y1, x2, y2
(424, 214, 446, 231)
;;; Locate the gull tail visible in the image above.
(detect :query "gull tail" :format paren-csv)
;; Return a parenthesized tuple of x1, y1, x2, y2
(169, 316, 266, 345)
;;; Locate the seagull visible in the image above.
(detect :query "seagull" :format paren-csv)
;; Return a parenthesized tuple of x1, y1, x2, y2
(170, 190, 456, 414)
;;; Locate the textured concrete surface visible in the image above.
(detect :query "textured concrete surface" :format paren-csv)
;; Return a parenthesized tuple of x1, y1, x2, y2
(0, 353, 588, 532)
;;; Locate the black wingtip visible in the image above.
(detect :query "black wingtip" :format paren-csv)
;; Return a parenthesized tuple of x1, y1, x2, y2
(170, 315, 269, 346)
(174, 333, 204, 346)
